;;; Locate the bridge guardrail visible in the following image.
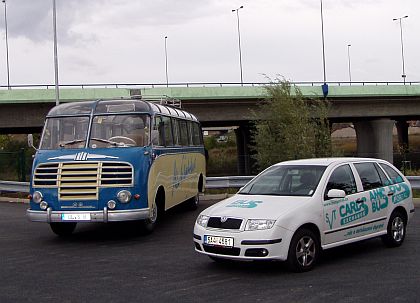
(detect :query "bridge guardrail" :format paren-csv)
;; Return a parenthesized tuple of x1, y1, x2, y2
(1, 176, 420, 193)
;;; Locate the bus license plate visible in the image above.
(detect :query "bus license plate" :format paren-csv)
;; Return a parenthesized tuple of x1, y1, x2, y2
(204, 235, 234, 247)
(61, 213, 91, 221)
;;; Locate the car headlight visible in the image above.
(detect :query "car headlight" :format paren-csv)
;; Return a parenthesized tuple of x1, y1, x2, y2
(245, 219, 276, 231)
(33, 191, 43, 204)
(196, 215, 210, 227)
(117, 190, 132, 203)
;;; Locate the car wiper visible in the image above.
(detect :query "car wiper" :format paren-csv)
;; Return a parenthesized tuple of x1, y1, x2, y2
(59, 139, 85, 147)
(90, 137, 122, 147)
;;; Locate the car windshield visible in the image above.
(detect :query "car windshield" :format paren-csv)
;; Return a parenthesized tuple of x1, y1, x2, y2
(239, 165, 327, 196)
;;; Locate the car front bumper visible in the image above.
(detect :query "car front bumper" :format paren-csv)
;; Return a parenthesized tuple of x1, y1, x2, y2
(193, 224, 294, 261)
(27, 207, 150, 223)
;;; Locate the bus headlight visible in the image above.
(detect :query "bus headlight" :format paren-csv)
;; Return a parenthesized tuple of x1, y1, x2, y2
(33, 191, 43, 204)
(117, 190, 132, 203)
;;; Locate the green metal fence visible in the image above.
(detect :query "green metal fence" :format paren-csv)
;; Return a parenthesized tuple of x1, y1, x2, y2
(0, 149, 27, 181)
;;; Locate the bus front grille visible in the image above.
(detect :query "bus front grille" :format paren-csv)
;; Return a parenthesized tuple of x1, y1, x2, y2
(33, 161, 133, 200)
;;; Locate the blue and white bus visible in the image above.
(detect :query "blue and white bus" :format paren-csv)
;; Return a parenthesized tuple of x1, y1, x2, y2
(27, 96, 206, 236)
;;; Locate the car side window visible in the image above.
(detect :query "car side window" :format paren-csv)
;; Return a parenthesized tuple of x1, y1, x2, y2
(325, 164, 357, 199)
(379, 163, 404, 185)
(354, 162, 384, 191)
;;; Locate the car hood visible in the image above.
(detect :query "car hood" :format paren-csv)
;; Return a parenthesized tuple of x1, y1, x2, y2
(202, 194, 311, 221)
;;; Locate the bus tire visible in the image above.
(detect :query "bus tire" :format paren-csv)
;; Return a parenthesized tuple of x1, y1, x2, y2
(50, 222, 77, 237)
(141, 199, 158, 234)
(187, 193, 200, 211)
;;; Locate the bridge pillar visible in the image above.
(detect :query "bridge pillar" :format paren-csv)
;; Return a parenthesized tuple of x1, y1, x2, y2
(396, 120, 409, 150)
(235, 125, 251, 175)
(354, 119, 394, 163)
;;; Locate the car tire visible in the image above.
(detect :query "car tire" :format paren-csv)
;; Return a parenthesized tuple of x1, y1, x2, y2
(382, 210, 406, 247)
(50, 222, 77, 237)
(287, 228, 320, 272)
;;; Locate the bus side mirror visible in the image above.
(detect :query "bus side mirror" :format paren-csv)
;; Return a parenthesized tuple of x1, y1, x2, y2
(27, 134, 37, 151)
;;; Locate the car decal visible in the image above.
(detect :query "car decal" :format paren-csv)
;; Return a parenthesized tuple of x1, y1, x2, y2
(226, 199, 263, 208)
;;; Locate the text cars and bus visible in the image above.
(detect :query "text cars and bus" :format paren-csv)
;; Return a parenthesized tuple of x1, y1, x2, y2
(27, 97, 206, 236)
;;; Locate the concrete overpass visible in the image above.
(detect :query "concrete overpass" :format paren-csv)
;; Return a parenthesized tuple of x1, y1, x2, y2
(1, 83, 420, 172)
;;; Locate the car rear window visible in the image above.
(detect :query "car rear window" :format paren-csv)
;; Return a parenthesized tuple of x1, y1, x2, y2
(379, 163, 404, 185)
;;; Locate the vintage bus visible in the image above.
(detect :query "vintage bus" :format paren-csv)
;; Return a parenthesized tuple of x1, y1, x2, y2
(26, 96, 206, 236)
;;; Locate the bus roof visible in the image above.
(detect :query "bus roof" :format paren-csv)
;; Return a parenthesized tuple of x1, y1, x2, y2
(46, 98, 199, 122)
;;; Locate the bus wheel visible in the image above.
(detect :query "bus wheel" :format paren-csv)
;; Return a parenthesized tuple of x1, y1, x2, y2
(141, 200, 158, 234)
(187, 193, 200, 211)
(50, 222, 77, 237)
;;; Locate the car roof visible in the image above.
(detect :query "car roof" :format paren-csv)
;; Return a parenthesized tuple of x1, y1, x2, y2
(273, 157, 389, 167)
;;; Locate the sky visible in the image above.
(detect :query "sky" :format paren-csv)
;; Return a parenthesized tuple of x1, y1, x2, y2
(0, 0, 419, 87)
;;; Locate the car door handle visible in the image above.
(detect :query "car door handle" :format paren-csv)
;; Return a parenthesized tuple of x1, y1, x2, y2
(356, 198, 364, 203)
(387, 191, 395, 196)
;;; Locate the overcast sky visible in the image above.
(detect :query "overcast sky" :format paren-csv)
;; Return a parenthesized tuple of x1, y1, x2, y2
(0, 0, 419, 86)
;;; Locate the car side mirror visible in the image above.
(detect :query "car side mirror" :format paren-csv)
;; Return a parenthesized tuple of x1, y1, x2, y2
(327, 189, 346, 199)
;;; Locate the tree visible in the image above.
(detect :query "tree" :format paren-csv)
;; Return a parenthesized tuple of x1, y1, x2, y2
(251, 78, 332, 170)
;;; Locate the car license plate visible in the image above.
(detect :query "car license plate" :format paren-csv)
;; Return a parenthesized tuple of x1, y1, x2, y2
(61, 213, 91, 221)
(204, 235, 234, 247)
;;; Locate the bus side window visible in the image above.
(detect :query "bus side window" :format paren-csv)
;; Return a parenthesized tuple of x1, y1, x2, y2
(192, 122, 202, 146)
(172, 118, 181, 146)
(187, 122, 194, 146)
(179, 120, 189, 146)
(161, 116, 173, 146)
(152, 116, 163, 146)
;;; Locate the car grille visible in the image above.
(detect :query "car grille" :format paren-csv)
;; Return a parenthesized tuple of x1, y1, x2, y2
(33, 161, 133, 200)
(203, 245, 240, 256)
(207, 217, 243, 229)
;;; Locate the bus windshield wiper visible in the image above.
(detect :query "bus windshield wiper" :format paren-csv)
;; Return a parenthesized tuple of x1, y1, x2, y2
(59, 139, 86, 147)
(90, 137, 122, 147)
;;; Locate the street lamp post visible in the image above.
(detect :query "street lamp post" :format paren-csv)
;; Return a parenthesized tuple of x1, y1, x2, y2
(320, 0, 328, 98)
(393, 15, 408, 84)
(232, 5, 244, 86)
(52, 0, 59, 105)
(2, 0, 10, 90)
(347, 44, 352, 84)
(164, 36, 168, 87)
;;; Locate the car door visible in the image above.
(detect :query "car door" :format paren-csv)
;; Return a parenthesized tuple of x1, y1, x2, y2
(352, 162, 393, 234)
(322, 164, 369, 245)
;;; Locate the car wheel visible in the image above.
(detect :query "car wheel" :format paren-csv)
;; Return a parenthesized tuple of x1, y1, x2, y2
(187, 193, 200, 211)
(50, 222, 77, 237)
(141, 200, 159, 234)
(382, 210, 406, 247)
(287, 228, 320, 272)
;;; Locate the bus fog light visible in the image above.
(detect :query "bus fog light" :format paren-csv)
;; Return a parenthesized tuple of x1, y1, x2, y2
(117, 190, 132, 203)
(107, 200, 117, 209)
(33, 191, 43, 204)
(39, 201, 48, 210)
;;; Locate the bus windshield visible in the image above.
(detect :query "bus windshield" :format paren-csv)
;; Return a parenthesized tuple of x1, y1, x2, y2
(39, 114, 150, 150)
(89, 114, 150, 148)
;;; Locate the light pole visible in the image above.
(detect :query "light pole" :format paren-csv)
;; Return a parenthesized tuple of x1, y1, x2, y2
(232, 5, 244, 86)
(52, 0, 59, 105)
(164, 36, 168, 87)
(2, 0, 10, 90)
(393, 15, 408, 84)
(347, 44, 352, 84)
(320, 0, 328, 97)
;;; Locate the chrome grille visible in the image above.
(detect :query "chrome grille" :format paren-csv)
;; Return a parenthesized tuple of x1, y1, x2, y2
(33, 161, 133, 200)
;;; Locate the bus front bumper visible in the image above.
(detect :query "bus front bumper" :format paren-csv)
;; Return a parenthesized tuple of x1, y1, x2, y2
(26, 207, 150, 223)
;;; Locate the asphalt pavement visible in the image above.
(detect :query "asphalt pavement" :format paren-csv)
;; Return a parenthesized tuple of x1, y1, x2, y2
(0, 200, 419, 303)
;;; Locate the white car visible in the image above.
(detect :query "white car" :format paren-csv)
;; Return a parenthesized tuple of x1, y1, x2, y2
(193, 158, 415, 272)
